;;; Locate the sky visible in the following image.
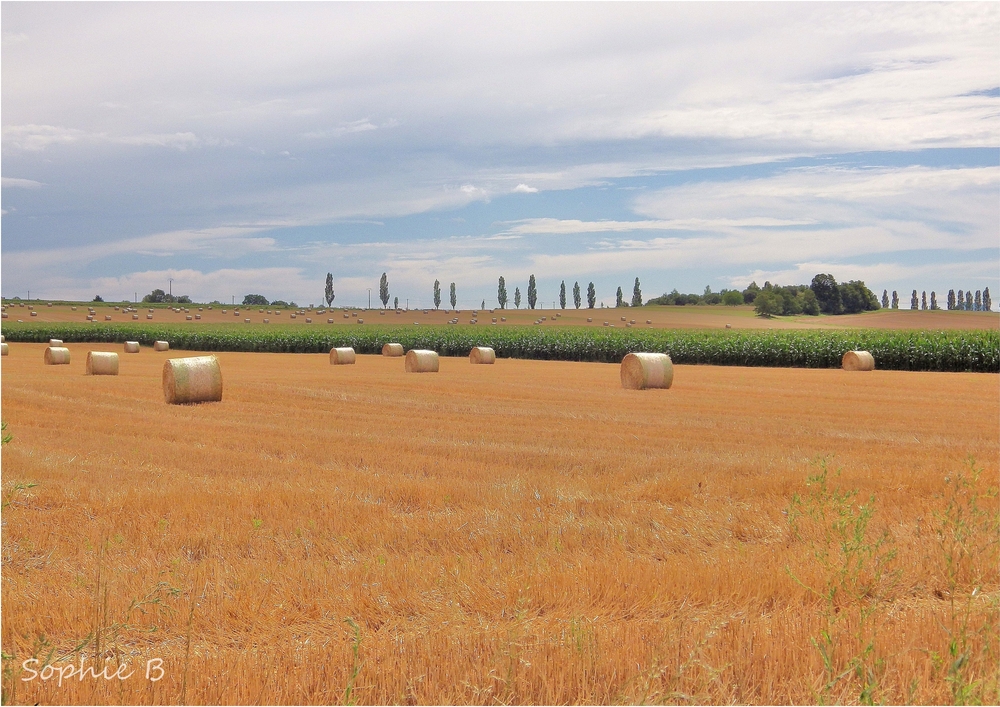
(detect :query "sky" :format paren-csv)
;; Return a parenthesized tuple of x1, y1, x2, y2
(2, 2, 998, 309)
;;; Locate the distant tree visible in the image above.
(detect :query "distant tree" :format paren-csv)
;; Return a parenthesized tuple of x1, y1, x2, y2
(810, 273, 842, 314)
(956, 290, 964, 311)
(587, 282, 596, 309)
(891, 291, 899, 309)
(910, 290, 919, 310)
(433, 280, 441, 309)
(966, 290, 973, 311)
(798, 288, 821, 315)
(722, 290, 744, 306)
(839, 281, 879, 314)
(325, 273, 335, 307)
(881, 290, 889, 308)
(742, 281, 761, 304)
(930, 291, 938, 310)
(142, 289, 166, 303)
(615, 286, 624, 307)
(481, 299, 485, 309)
(271, 300, 290, 308)
(497, 276, 508, 309)
(450, 282, 457, 309)
(379, 273, 389, 308)
(394, 296, 399, 310)
(947, 289, 956, 310)
(559, 281, 567, 309)
(632, 278, 643, 307)
(176, 295, 192, 304)
(975, 290, 982, 311)
(514, 287, 521, 309)
(921, 291, 927, 310)
(93, 294, 104, 302)
(983, 287, 992, 311)
(573, 281, 581, 309)
(754, 290, 781, 318)
(243, 294, 268, 306)
(527, 275, 537, 309)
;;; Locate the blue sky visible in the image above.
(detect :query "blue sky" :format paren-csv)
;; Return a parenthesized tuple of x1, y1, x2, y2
(2, 3, 998, 308)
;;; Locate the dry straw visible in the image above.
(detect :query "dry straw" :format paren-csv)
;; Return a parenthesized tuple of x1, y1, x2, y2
(469, 346, 496, 364)
(162, 355, 223, 404)
(49, 339, 63, 346)
(153, 341, 170, 351)
(124, 341, 140, 353)
(620, 352, 674, 390)
(405, 349, 439, 373)
(86, 351, 119, 376)
(330, 347, 357, 365)
(382, 343, 404, 357)
(842, 350, 875, 371)
(1, 343, 7, 356)
(44, 346, 71, 365)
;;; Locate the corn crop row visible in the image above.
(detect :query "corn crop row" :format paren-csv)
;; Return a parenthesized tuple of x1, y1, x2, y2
(2, 322, 997, 372)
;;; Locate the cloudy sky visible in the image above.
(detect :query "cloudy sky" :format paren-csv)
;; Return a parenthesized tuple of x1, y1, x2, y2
(2, 2, 998, 308)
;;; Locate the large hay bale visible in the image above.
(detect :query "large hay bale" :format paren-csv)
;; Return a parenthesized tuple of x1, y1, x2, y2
(86, 351, 119, 376)
(620, 352, 674, 390)
(49, 339, 63, 346)
(124, 341, 140, 353)
(1, 343, 7, 356)
(44, 346, 71, 365)
(469, 346, 496, 364)
(842, 350, 875, 371)
(153, 341, 170, 352)
(330, 347, 357, 365)
(162, 355, 223, 404)
(382, 343, 404, 357)
(405, 349, 439, 373)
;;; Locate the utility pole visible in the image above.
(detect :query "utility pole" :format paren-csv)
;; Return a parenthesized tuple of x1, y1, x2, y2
(368, 288, 371, 310)
(406, 298, 408, 310)
(169, 278, 173, 297)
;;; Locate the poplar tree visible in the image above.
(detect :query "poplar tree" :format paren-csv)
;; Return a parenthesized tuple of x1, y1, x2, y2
(559, 281, 567, 309)
(930, 291, 938, 310)
(324, 273, 335, 307)
(975, 290, 982, 311)
(957, 290, 964, 311)
(891, 291, 899, 309)
(983, 287, 992, 311)
(910, 290, 919, 310)
(921, 291, 927, 310)
(616, 286, 624, 307)
(497, 276, 508, 309)
(514, 287, 521, 309)
(966, 291, 973, 310)
(881, 290, 889, 308)
(573, 281, 582, 309)
(450, 282, 457, 309)
(587, 282, 596, 309)
(947, 290, 956, 310)
(631, 277, 642, 307)
(433, 280, 441, 309)
(527, 275, 537, 309)
(379, 272, 390, 308)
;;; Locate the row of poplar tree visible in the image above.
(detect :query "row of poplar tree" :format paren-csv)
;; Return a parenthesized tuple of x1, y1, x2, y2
(880, 288, 992, 312)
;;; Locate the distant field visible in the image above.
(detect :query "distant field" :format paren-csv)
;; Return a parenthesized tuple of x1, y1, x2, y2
(1, 344, 997, 704)
(3, 300, 997, 330)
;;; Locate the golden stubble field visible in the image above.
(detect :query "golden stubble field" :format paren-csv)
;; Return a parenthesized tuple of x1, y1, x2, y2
(1, 344, 997, 704)
(6, 301, 998, 330)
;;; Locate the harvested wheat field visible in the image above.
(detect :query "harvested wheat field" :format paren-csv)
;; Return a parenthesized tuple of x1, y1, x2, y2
(1, 343, 997, 704)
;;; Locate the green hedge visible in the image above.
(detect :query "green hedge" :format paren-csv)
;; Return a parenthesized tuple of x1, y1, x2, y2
(2, 322, 997, 372)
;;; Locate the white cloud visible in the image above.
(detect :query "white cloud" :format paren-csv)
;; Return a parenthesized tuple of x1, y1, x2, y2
(1, 177, 43, 188)
(513, 184, 538, 193)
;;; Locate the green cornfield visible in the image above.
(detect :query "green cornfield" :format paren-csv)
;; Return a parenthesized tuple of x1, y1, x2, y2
(2, 322, 997, 372)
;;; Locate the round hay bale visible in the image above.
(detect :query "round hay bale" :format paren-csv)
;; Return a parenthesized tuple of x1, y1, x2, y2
(725, 324, 732, 329)
(104, 315, 112, 321)
(44, 346, 71, 365)
(133, 314, 139, 320)
(86, 351, 119, 375)
(263, 318, 269, 323)
(587, 317, 593, 322)
(0, 343, 7, 356)
(357, 318, 364, 324)
(405, 349, 439, 373)
(146, 314, 153, 320)
(382, 343, 404, 357)
(162, 355, 223, 404)
(0, 334, 4, 342)
(124, 341, 140, 353)
(49, 339, 63, 346)
(469, 346, 496, 364)
(842, 350, 875, 371)
(153, 341, 170, 352)
(244, 318, 251, 323)
(186, 315, 193, 321)
(620, 352, 674, 390)
(306, 318, 312, 323)
(195, 314, 202, 320)
(330, 347, 357, 365)
(327, 318, 334, 324)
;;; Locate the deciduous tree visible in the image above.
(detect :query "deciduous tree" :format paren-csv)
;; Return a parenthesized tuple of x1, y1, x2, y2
(433, 280, 441, 309)
(573, 281, 581, 309)
(325, 273, 335, 307)
(450, 282, 457, 309)
(528, 275, 537, 309)
(379, 273, 389, 309)
(587, 282, 596, 309)
(498, 276, 508, 309)
(631, 278, 642, 307)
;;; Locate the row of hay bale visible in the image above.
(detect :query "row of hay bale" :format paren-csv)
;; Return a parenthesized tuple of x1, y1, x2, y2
(329, 344, 496, 370)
